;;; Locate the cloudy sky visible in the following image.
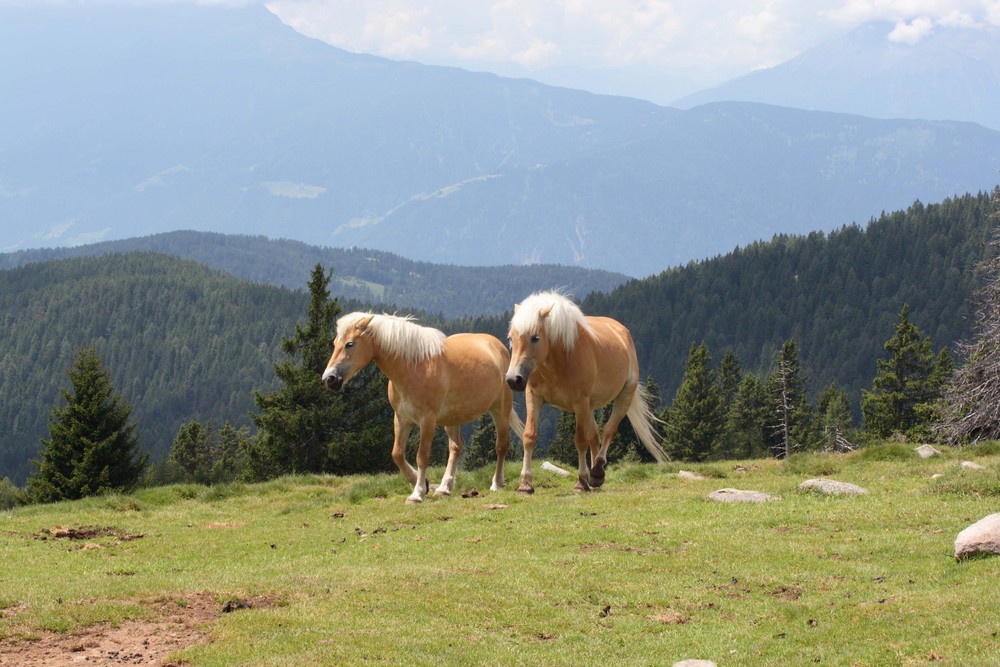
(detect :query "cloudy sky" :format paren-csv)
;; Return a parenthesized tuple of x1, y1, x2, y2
(5, 0, 1000, 103)
(256, 0, 1000, 104)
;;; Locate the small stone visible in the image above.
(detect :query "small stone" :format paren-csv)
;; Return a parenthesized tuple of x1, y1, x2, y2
(798, 478, 868, 496)
(956, 513, 1000, 561)
(707, 488, 778, 503)
(915, 444, 942, 458)
(960, 460, 986, 471)
(678, 470, 706, 481)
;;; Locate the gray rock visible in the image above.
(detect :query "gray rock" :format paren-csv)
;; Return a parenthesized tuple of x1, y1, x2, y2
(915, 444, 942, 458)
(798, 478, 868, 496)
(960, 460, 986, 471)
(955, 513, 1000, 561)
(707, 488, 778, 503)
(673, 661, 717, 667)
(678, 470, 706, 481)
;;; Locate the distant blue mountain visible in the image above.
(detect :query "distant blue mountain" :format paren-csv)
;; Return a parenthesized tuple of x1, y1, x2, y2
(2, 6, 999, 277)
(674, 21, 1000, 132)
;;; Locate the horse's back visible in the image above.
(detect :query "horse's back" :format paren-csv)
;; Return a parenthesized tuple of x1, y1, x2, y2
(444, 332, 510, 372)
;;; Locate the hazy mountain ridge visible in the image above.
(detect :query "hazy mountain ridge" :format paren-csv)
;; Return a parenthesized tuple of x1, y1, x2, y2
(2, 5, 999, 277)
(674, 21, 1000, 132)
(0, 231, 629, 318)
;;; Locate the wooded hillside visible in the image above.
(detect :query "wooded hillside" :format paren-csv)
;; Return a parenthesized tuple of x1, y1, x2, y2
(2, 189, 997, 484)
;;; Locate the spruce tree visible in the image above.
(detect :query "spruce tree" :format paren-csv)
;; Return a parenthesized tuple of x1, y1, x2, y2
(729, 373, 770, 459)
(547, 411, 578, 466)
(250, 264, 344, 478)
(861, 305, 938, 438)
(664, 343, 722, 462)
(939, 189, 1000, 442)
(817, 383, 855, 452)
(767, 339, 814, 458)
(28, 345, 146, 503)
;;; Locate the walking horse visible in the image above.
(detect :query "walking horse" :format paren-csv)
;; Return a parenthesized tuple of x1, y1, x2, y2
(323, 312, 523, 503)
(505, 291, 666, 493)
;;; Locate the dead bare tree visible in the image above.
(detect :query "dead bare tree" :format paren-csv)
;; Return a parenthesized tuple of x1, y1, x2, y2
(937, 186, 1000, 443)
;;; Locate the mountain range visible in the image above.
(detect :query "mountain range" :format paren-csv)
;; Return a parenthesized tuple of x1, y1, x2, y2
(2, 4, 999, 278)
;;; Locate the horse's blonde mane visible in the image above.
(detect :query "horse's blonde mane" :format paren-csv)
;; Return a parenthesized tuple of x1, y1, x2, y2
(337, 312, 446, 364)
(509, 291, 591, 350)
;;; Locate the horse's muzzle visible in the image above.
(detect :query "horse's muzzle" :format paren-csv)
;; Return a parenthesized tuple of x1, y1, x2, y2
(505, 366, 530, 392)
(322, 371, 344, 392)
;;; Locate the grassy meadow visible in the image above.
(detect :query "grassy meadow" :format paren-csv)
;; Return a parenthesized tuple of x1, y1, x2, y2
(2, 444, 1000, 666)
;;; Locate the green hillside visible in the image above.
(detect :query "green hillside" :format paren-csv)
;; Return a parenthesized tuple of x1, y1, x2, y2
(584, 190, 999, 406)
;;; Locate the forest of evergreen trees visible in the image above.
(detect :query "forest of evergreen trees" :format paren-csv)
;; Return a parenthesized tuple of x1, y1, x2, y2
(2, 188, 998, 491)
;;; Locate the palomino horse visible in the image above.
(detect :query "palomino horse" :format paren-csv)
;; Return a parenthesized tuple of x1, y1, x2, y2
(505, 291, 666, 493)
(322, 312, 524, 504)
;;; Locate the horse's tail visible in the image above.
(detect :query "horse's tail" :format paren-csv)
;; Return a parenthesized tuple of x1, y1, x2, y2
(508, 408, 525, 440)
(628, 382, 669, 463)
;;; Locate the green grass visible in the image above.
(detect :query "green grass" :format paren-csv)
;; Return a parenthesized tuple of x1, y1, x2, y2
(3, 449, 1000, 666)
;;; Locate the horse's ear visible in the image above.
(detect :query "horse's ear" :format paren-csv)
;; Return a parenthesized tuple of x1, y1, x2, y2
(356, 314, 375, 332)
(513, 303, 520, 313)
(539, 303, 554, 319)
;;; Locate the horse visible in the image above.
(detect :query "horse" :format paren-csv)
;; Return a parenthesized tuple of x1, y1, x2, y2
(505, 291, 666, 493)
(322, 312, 524, 504)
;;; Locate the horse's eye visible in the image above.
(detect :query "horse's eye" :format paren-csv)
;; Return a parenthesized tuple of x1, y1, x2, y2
(530, 334, 540, 343)
(345, 341, 355, 349)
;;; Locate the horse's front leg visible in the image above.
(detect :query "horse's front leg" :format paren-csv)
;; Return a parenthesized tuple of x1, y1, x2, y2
(490, 408, 512, 491)
(574, 405, 600, 492)
(406, 415, 437, 504)
(518, 390, 543, 495)
(391, 413, 418, 487)
(435, 425, 464, 497)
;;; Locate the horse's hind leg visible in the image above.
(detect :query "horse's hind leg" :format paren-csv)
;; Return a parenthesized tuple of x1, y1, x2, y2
(435, 425, 464, 497)
(590, 395, 630, 488)
(574, 406, 600, 492)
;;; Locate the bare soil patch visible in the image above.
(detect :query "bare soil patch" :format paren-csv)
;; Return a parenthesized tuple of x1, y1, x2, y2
(0, 593, 277, 667)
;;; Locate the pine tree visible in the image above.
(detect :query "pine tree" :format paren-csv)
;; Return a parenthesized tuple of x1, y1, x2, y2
(767, 339, 814, 458)
(27, 345, 146, 503)
(729, 373, 770, 459)
(664, 343, 723, 462)
(713, 349, 743, 459)
(939, 188, 1000, 442)
(816, 383, 855, 452)
(861, 305, 938, 438)
(250, 264, 344, 478)
(547, 411, 578, 466)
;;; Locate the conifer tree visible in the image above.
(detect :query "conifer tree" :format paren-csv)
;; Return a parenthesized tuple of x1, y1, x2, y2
(861, 305, 938, 438)
(817, 383, 855, 452)
(767, 339, 814, 458)
(939, 189, 1000, 442)
(250, 264, 344, 478)
(729, 373, 770, 459)
(27, 345, 146, 503)
(664, 343, 722, 461)
(547, 411, 578, 466)
(714, 349, 743, 459)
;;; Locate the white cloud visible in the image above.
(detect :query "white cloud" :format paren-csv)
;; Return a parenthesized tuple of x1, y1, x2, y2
(888, 15, 934, 43)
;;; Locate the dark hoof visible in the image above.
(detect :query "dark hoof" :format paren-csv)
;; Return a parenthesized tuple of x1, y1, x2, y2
(517, 484, 535, 495)
(589, 458, 606, 488)
(574, 476, 592, 492)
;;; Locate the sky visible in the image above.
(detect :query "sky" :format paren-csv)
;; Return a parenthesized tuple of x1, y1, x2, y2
(4, 0, 1000, 103)
(257, 0, 1000, 104)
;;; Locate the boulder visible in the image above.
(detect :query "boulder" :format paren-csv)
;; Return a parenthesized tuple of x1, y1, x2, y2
(707, 488, 778, 503)
(915, 444, 942, 458)
(955, 513, 1000, 561)
(798, 478, 868, 496)
(678, 470, 706, 481)
(960, 460, 986, 471)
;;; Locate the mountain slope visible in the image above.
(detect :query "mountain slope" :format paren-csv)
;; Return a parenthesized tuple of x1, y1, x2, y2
(0, 232, 629, 318)
(674, 21, 1000, 132)
(2, 5, 1000, 277)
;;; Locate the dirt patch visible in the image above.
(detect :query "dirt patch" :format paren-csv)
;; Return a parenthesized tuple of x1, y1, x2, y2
(35, 525, 145, 543)
(0, 593, 278, 667)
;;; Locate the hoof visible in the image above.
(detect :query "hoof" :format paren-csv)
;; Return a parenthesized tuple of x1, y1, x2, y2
(589, 458, 606, 488)
(574, 477, 592, 492)
(517, 484, 535, 495)
(405, 495, 424, 505)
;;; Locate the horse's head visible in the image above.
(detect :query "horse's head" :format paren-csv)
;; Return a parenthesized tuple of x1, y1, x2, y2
(322, 313, 376, 391)
(505, 301, 554, 392)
